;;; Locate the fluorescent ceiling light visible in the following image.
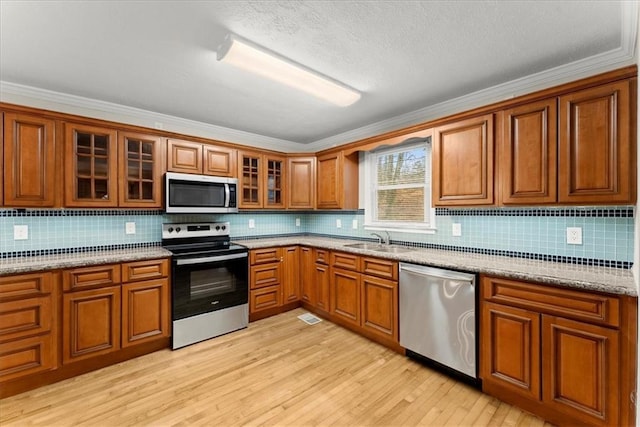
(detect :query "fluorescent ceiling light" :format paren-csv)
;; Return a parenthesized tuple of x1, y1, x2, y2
(217, 34, 361, 107)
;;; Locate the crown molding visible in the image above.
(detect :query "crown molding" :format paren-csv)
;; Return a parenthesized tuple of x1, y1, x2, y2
(307, 1, 639, 152)
(0, 82, 303, 152)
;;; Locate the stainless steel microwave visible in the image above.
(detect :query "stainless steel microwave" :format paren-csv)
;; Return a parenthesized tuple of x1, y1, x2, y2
(165, 172, 238, 213)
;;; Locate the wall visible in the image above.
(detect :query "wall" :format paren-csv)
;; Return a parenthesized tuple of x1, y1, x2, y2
(1, 207, 633, 268)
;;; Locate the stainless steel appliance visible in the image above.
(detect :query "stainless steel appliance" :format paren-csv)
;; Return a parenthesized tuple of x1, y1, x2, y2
(165, 172, 238, 214)
(162, 222, 248, 349)
(399, 263, 476, 379)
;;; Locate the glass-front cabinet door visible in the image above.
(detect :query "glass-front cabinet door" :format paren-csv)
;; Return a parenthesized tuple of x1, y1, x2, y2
(64, 123, 118, 207)
(238, 150, 262, 208)
(265, 155, 285, 208)
(118, 132, 163, 207)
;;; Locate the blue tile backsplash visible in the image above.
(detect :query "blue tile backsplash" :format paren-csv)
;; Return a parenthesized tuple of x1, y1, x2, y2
(0, 207, 634, 267)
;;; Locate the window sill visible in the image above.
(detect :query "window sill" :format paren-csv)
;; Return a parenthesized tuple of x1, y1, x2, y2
(364, 224, 437, 235)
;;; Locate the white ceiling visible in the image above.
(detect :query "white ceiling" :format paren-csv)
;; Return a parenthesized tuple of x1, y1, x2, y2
(0, 1, 637, 151)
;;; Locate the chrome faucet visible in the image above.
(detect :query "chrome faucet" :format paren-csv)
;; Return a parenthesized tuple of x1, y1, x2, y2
(371, 231, 391, 245)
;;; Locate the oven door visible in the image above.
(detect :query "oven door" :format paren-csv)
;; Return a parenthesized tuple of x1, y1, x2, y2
(172, 251, 248, 320)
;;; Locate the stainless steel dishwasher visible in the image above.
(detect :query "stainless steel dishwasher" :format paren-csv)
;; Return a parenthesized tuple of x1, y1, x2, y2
(399, 263, 476, 379)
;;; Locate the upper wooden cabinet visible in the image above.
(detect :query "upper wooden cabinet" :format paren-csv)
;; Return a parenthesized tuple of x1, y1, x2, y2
(167, 138, 236, 177)
(118, 131, 163, 207)
(287, 156, 316, 209)
(432, 114, 494, 206)
(316, 151, 359, 209)
(558, 80, 635, 204)
(64, 123, 118, 207)
(238, 150, 286, 209)
(3, 113, 57, 207)
(499, 98, 557, 205)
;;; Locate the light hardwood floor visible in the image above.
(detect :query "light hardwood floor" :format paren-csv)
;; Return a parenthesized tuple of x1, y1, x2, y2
(0, 308, 552, 426)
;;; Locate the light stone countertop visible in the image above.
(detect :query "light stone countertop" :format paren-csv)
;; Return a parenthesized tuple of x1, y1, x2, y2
(0, 247, 172, 276)
(237, 236, 638, 297)
(0, 237, 636, 297)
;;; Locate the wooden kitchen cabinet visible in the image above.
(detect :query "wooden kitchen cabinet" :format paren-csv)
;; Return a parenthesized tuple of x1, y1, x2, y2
(361, 274, 398, 342)
(118, 131, 163, 207)
(480, 274, 635, 427)
(316, 151, 359, 209)
(558, 80, 635, 204)
(249, 247, 300, 320)
(331, 267, 361, 328)
(3, 112, 57, 207)
(62, 286, 121, 364)
(0, 272, 57, 383)
(300, 247, 316, 306)
(287, 156, 316, 209)
(281, 246, 300, 304)
(167, 138, 237, 177)
(238, 150, 286, 209)
(121, 278, 170, 348)
(314, 262, 331, 314)
(499, 98, 557, 205)
(64, 122, 119, 207)
(433, 113, 494, 206)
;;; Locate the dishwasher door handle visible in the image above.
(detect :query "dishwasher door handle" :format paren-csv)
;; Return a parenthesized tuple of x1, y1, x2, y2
(400, 264, 474, 282)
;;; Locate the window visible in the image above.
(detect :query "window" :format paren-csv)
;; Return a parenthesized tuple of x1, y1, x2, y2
(364, 137, 435, 233)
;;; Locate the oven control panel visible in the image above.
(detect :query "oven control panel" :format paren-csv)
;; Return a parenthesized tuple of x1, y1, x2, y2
(162, 222, 230, 239)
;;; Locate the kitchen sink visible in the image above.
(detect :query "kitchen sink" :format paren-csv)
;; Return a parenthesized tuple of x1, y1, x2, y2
(343, 243, 414, 253)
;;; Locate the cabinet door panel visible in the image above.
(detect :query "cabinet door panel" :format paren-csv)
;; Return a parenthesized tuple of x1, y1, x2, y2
(330, 268, 360, 327)
(63, 264, 121, 292)
(250, 286, 280, 313)
(281, 246, 300, 304)
(480, 302, 541, 401)
(238, 151, 262, 208)
(0, 334, 56, 382)
(264, 154, 285, 208)
(250, 263, 282, 290)
(315, 263, 330, 314)
(62, 286, 121, 364)
(300, 247, 316, 306)
(433, 114, 494, 205)
(0, 297, 52, 342)
(559, 80, 634, 204)
(122, 279, 169, 348)
(542, 315, 619, 426)
(250, 248, 281, 265)
(500, 99, 557, 204)
(204, 145, 236, 177)
(122, 259, 168, 283)
(4, 113, 56, 206)
(361, 275, 398, 341)
(0, 272, 52, 299)
(167, 139, 202, 173)
(287, 157, 316, 209)
(118, 132, 163, 207)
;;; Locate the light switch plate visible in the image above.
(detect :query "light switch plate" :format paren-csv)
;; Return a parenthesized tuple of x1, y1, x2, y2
(336, 219, 342, 228)
(295, 218, 301, 227)
(566, 227, 582, 245)
(14, 225, 28, 240)
(125, 222, 136, 235)
(452, 223, 462, 237)
(248, 219, 255, 229)
(352, 219, 358, 229)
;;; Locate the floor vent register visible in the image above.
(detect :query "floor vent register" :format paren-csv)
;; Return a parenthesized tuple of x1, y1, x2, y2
(297, 312, 322, 325)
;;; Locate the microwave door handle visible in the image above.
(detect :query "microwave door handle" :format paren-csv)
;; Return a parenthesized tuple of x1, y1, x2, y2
(225, 183, 230, 207)
(175, 252, 248, 265)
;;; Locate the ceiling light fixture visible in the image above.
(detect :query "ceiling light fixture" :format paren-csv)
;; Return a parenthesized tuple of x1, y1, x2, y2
(216, 34, 361, 107)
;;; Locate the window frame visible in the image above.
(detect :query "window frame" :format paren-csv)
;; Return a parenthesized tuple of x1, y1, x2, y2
(363, 139, 436, 234)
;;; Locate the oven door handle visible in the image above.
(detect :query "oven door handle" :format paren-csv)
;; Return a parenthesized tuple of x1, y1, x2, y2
(175, 252, 248, 265)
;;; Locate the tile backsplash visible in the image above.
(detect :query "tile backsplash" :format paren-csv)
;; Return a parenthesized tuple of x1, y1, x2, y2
(0, 207, 634, 267)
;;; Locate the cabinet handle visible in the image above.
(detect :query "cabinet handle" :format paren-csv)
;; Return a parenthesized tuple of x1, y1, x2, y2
(280, 257, 284, 262)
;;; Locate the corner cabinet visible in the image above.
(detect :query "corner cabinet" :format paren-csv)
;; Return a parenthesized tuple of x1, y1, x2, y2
(480, 275, 637, 427)
(432, 114, 494, 206)
(558, 80, 635, 204)
(238, 150, 286, 209)
(3, 112, 57, 207)
(316, 151, 359, 209)
(64, 123, 119, 207)
(118, 132, 163, 208)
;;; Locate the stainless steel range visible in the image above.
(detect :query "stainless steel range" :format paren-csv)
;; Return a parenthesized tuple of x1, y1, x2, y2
(162, 222, 248, 349)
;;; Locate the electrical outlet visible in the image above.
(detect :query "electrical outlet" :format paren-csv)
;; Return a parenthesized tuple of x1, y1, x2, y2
(14, 225, 28, 240)
(295, 218, 301, 227)
(248, 219, 255, 229)
(566, 227, 582, 245)
(336, 219, 342, 228)
(452, 223, 462, 237)
(352, 219, 358, 229)
(125, 222, 136, 235)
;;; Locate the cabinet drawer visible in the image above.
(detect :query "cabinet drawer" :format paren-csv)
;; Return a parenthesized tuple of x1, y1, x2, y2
(362, 257, 398, 280)
(0, 297, 53, 342)
(331, 252, 359, 271)
(0, 272, 52, 299)
(250, 248, 281, 265)
(63, 264, 121, 292)
(250, 263, 282, 290)
(481, 276, 620, 327)
(122, 259, 169, 282)
(0, 333, 56, 382)
(314, 249, 329, 265)
(250, 286, 281, 313)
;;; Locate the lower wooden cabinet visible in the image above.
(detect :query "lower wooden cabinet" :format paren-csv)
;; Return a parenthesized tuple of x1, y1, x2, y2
(281, 247, 300, 304)
(331, 267, 361, 327)
(300, 247, 315, 305)
(250, 285, 281, 313)
(63, 286, 121, 364)
(0, 334, 56, 382)
(249, 247, 299, 319)
(480, 274, 635, 427)
(361, 275, 398, 342)
(314, 262, 331, 314)
(121, 279, 170, 348)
